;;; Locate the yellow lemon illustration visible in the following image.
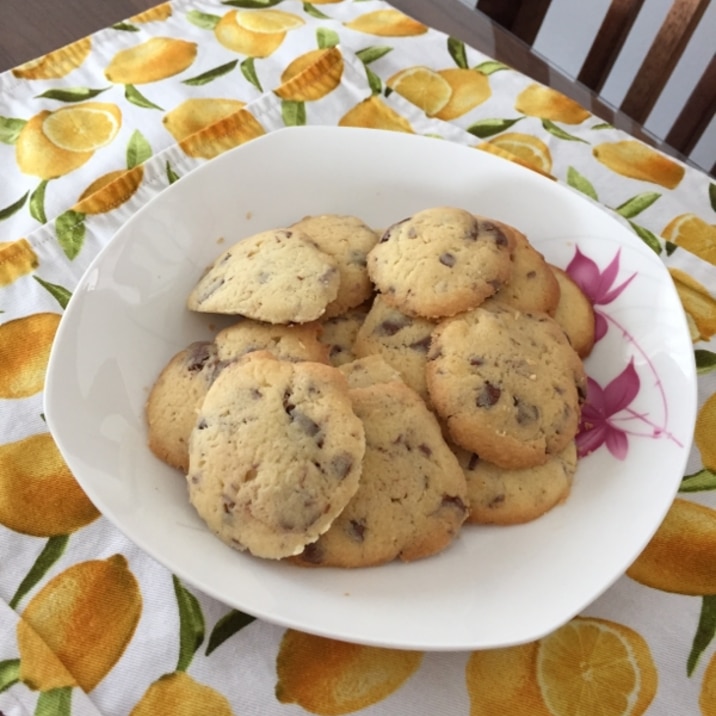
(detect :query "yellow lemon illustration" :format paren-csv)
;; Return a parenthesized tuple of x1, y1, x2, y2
(0, 432, 99, 537)
(130, 672, 234, 716)
(593, 140, 685, 189)
(0, 312, 60, 398)
(105, 37, 197, 84)
(235, 9, 305, 33)
(276, 629, 423, 715)
(662, 213, 716, 266)
(163, 98, 247, 143)
(176, 108, 266, 160)
(214, 10, 286, 57)
(669, 267, 716, 342)
(515, 83, 590, 124)
(536, 617, 657, 716)
(386, 66, 452, 116)
(626, 497, 716, 595)
(480, 132, 553, 175)
(14, 619, 78, 691)
(695, 392, 716, 471)
(466, 641, 551, 716)
(432, 68, 491, 120)
(338, 96, 414, 133)
(12, 37, 91, 80)
(41, 102, 121, 153)
(275, 47, 344, 102)
(344, 9, 428, 37)
(0, 239, 38, 286)
(130, 2, 172, 24)
(73, 165, 144, 215)
(701, 649, 716, 716)
(17, 554, 142, 692)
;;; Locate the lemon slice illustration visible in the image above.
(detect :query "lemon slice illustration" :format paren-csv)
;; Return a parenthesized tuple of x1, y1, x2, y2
(42, 103, 121, 153)
(387, 66, 452, 116)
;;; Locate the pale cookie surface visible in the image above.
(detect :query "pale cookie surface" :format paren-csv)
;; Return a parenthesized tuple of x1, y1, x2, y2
(187, 352, 365, 559)
(353, 295, 435, 402)
(550, 265, 596, 358)
(426, 303, 586, 469)
(338, 355, 403, 389)
(291, 214, 378, 318)
(454, 441, 577, 525)
(146, 341, 223, 472)
(367, 206, 513, 318)
(318, 302, 371, 366)
(187, 228, 339, 323)
(292, 380, 468, 568)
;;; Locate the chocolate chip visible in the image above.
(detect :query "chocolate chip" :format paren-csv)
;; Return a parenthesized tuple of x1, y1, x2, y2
(526, 270, 537, 279)
(347, 519, 366, 543)
(488, 494, 505, 508)
(186, 342, 215, 373)
(197, 419, 208, 430)
(476, 382, 501, 407)
(441, 494, 468, 514)
(439, 252, 456, 267)
(331, 453, 354, 479)
(300, 542, 324, 564)
(377, 317, 409, 336)
(407, 227, 418, 239)
(514, 397, 539, 424)
(409, 336, 431, 353)
(222, 497, 235, 514)
(467, 453, 480, 471)
(418, 443, 432, 457)
(469, 355, 485, 367)
(291, 410, 321, 438)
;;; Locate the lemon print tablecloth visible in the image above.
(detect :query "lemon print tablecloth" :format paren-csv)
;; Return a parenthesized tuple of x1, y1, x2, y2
(1, 1, 716, 714)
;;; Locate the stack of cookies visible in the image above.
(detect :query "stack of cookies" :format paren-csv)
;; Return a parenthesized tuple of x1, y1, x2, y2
(146, 207, 595, 568)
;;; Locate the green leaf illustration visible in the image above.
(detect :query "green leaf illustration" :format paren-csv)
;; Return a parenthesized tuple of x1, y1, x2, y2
(0, 116, 27, 144)
(241, 57, 263, 91)
(567, 166, 598, 201)
(709, 182, 716, 212)
(112, 21, 140, 32)
(125, 84, 164, 111)
(166, 161, 181, 185)
(281, 100, 306, 126)
(127, 130, 152, 169)
(56, 210, 86, 260)
(36, 686, 73, 716)
(448, 37, 468, 69)
(0, 659, 20, 693)
(183, 59, 239, 86)
(30, 180, 48, 224)
(466, 117, 523, 139)
(0, 191, 29, 221)
(303, 2, 330, 18)
(9, 535, 69, 609)
(317, 27, 340, 49)
(355, 46, 392, 64)
(696, 349, 716, 374)
(687, 595, 716, 676)
(591, 121, 613, 130)
(222, 0, 284, 7)
(615, 192, 661, 219)
(474, 60, 509, 75)
(186, 10, 221, 29)
(206, 609, 256, 656)
(680, 468, 716, 493)
(665, 240, 678, 256)
(34, 276, 72, 309)
(627, 220, 662, 254)
(365, 65, 382, 95)
(173, 575, 205, 672)
(542, 119, 589, 143)
(34, 87, 109, 103)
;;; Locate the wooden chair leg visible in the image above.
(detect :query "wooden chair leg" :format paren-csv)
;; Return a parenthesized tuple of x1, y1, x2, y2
(475, 0, 552, 45)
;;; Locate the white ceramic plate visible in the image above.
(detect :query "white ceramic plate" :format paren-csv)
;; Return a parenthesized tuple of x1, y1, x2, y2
(45, 127, 697, 651)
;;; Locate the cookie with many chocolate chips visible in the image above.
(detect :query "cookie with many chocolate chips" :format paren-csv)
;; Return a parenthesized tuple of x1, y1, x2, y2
(366, 206, 513, 318)
(186, 351, 365, 559)
(318, 302, 371, 367)
(426, 303, 586, 469)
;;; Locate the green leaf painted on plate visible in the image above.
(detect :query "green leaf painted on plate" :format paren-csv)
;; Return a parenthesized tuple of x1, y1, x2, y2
(355, 46, 392, 65)
(241, 57, 263, 91)
(365, 64, 382, 95)
(183, 59, 238, 86)
(567, 166, 598, 201)
(56, 210, 86, 260)
(627, 220, 662, 254)
(186, 9, 221, 29)
(30, 180, 48, 223)
(206, 609, 256, 655)
(36, 687, 73, 716)
(448, 37, 468, 69)
(709, 182, 716, 212)
(591, 121, 613, 130)
(9, 535, 69, 609)
(687, 595, 716, 676)
(303, 2, 330, 19)
(222, 0, 284, 7)
(474, 59, 509, 75)
(125, 84, 164, 111)
(542, 119, 589, 143)
(680, 468, 716, 492)
(466, 117, 523, 139)
(126, 130, 152, 169)
(0, 659, 20, 693)
(166, 161, 180, 185)
(281, 100, 306, 127)
(615, 192, 661, 218)
(317, 27, 340, 49)
(34, 276, 72, 309)
(0, 191, 28, 221)
(34, 87, 109, 102)
(695, 349, 716, 374)
(0, 116, 26, 144)
(173, 575, 205, 672)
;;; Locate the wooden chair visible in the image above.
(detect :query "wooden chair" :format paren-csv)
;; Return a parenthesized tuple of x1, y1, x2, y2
(476, 0, 715, 176)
